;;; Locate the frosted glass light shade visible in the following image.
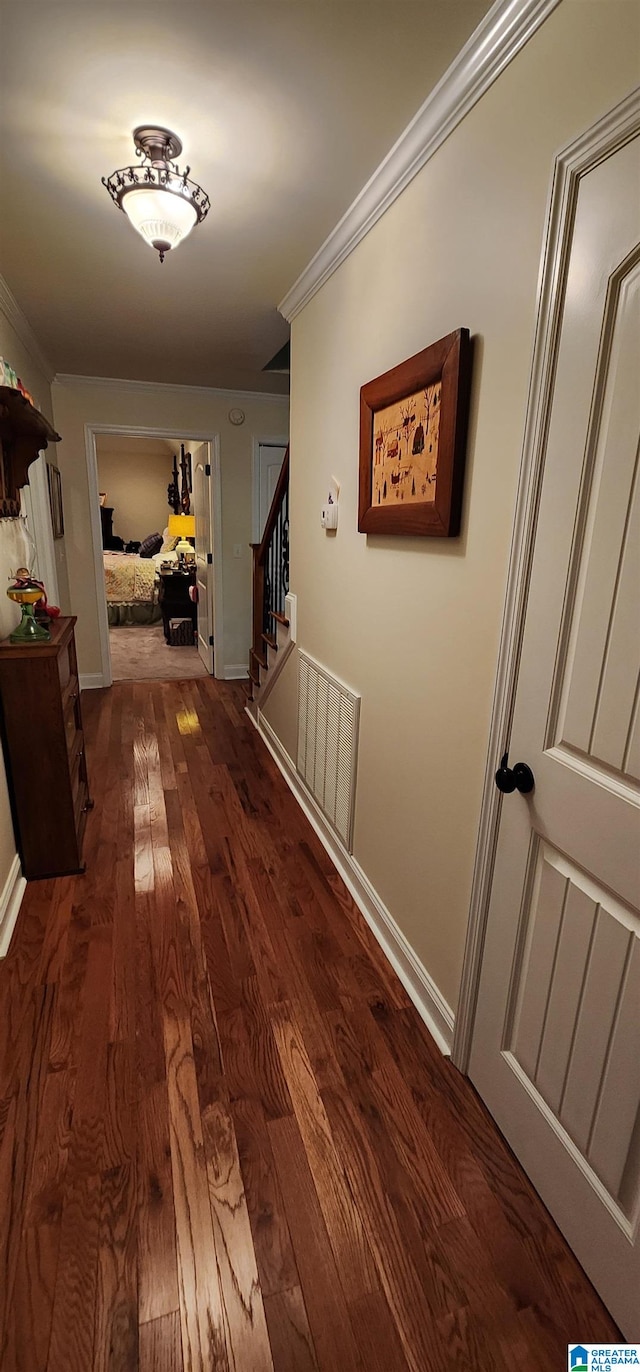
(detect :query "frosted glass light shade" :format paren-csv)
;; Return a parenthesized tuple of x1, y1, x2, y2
(103, 128, 210, 263)
(122, 187, 198, 254)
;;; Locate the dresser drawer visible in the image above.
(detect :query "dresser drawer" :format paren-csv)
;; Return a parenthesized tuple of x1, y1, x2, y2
(70, 729, 85, 789)
(71, 734, 90, 831)
(57, 628, 78, 695)
(63, 677, 80, 753)
(57, 636, 71, 692)
(73, 773, 89, 834)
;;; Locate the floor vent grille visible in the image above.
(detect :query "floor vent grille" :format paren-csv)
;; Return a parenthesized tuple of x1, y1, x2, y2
(297, 651, 360, 851)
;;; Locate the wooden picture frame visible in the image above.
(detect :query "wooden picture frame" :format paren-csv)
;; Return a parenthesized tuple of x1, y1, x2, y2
(47, 462, 64, 539)
(358, 328, 472, 537)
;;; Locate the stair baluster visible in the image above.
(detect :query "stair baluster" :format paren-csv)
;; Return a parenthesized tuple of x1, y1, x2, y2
(249, 447, 289, 699)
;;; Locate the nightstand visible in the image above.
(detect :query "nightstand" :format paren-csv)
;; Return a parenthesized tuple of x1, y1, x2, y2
(158, 567, 197, 643)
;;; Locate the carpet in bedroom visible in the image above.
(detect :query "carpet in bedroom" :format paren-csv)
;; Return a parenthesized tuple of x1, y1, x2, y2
(109, 624, 208, 681)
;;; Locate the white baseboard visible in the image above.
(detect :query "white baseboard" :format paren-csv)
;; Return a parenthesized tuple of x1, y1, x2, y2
(80, 672, 106, 691)
(251, 709, 454, 1055)
(0, 853, 26, 959)
(224, 664, 249, 680)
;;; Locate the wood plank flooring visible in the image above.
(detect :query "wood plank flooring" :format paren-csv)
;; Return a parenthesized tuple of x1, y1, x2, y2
(0, 677, 619, 1370)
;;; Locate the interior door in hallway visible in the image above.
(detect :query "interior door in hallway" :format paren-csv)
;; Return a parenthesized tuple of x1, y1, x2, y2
(469, 120, 640, 1337)
(193, 442, 214, 674)
(255, 442, 287, 539)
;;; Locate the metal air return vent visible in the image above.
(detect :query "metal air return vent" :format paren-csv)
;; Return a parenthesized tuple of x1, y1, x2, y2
(297, 651, 360, 851)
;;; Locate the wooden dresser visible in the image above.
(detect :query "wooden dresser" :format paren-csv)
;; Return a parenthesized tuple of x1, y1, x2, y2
(0, 616, 92, 879)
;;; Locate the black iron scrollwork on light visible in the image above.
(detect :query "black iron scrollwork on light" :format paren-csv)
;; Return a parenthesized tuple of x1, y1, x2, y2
(102, 125, 210, 263)
(103, 162, 209, 224)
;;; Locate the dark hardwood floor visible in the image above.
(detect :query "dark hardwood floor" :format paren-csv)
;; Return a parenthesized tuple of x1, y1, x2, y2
(0, 677, 619, 1370)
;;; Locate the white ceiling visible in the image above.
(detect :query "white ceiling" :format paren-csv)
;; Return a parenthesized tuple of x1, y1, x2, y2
(0, 1, 493, 392)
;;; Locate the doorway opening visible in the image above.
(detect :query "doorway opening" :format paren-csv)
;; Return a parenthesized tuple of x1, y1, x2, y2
(86, 424, 223, 686)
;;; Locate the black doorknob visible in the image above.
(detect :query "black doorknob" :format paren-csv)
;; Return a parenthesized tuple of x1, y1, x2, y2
(495, 752, 535, 795)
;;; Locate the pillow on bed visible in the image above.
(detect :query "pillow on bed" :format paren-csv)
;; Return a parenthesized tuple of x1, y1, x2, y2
(161, 533, 180, 552)
(152, 549, 178, 569)
(139, 532, 163, 558)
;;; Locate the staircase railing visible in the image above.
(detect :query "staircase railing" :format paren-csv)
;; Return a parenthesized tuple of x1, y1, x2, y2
(249, 446, 289, 691)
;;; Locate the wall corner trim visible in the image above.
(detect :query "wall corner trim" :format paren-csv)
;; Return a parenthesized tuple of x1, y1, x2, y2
(252, 708, 455, 1054)
(278, 0, 560, 322)
(0, 273, 56, 383)
(0, 853, 26, 959)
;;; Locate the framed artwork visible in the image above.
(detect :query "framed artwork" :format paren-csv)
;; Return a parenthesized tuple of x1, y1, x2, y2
(47, 463, 64, 539)
(358, 328, 472, 537)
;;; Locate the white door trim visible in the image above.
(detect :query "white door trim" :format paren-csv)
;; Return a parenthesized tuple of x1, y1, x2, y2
(84, 423, 224, 687)
(452, 88, 640, 1072)
(251, 435, 289, 542)
(209, 435, 224, 680)
(0, 853, 26, 959)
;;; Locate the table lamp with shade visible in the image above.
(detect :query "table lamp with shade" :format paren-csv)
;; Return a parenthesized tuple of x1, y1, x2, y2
(168, 513, 196, 563)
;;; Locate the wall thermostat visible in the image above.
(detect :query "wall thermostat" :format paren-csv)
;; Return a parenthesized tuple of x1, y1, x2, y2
(321, 477, 340, 530)
(228, 407, 245, 426)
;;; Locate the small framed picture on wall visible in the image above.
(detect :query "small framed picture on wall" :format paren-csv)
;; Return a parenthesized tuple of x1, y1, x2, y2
(358, 328, 472, 537)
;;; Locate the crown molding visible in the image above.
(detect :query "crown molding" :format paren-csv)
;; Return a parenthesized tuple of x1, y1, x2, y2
(52, 373, 290, 403)
(0, 275, 55, 383)
(278, 0, 560, 322)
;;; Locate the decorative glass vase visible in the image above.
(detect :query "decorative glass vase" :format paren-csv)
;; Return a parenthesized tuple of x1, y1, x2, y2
(7, 582, 51, 643)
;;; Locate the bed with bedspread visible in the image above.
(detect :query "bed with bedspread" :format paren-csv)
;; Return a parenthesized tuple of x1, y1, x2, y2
(103, 550, 177, 624)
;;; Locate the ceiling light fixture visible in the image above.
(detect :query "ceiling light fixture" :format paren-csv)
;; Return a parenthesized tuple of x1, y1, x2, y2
(102, 126, 210, 263)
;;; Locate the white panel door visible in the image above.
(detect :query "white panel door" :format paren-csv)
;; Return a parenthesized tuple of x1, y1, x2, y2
(258, 444, 287, 540)
(192, 443, 214, 674)
(469, 128, 640, 1336)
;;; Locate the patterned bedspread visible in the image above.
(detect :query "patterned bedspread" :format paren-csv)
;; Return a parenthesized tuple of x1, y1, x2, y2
(103, 553, 158, 605)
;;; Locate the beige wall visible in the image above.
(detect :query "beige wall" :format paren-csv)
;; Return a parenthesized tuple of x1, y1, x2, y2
(0, 304, 60, 902)
(261, 647, 299, 761)
(51, 380, 289, 676)
(96, 435, 176, 545)
(263, 0, 637, 1012)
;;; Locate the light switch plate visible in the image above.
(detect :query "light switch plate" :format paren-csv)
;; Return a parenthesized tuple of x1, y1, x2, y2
(233, 544, 243, 558)
(284, 592, 297, 642)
